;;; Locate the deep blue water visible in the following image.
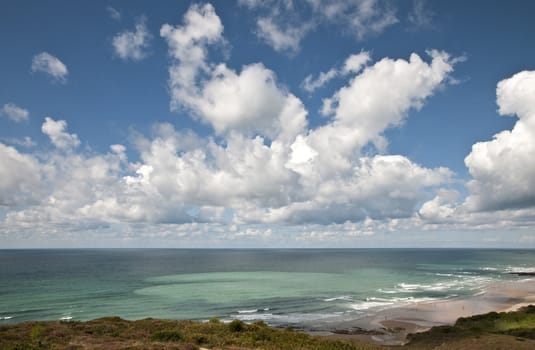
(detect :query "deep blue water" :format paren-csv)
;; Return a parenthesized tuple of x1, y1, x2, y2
(0, 249, 534, 326)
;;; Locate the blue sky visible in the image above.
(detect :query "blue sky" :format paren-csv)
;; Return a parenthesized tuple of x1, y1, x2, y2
(1, 0, 535, 248)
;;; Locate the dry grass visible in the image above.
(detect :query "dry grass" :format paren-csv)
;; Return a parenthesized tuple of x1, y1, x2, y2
(1, 306, 534, 349)
(0, 317, 381, 350)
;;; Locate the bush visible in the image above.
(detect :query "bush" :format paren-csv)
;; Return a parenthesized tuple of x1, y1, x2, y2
(252, 320, 268, 327)
(151, 330, 183, 342)
(209, 317, 220, 323)
(192, 333, 208, 344)
(30, 324, 44, 340)
(228, 319, 245, 332)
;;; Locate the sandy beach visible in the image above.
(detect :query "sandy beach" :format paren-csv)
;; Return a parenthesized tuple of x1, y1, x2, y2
(314, 279, 535, 345)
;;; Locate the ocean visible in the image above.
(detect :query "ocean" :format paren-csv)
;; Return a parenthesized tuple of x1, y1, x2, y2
(1, 249, 534, 328)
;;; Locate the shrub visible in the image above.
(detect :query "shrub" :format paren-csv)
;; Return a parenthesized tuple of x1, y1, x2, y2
(151, 330, 183, 342)
(209, 317, 220, 323)
(30, 324, 44, 340)
(192, 333, 208, 344)
(252, 320, 268, 327)
(228, 319, 245, 332)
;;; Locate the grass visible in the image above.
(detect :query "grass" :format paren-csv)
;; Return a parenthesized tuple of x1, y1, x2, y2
(1, 306, 534, 349)
(0, 316, 382, 350)
(405, 305, 535, 349)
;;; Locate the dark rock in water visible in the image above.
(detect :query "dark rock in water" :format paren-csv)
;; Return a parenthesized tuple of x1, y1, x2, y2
(508, 272, 535, 276)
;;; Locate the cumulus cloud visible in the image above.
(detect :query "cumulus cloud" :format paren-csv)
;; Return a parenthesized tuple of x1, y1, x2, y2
(418, 189, 460, 224)
(31, 52, 68, 82)
(342, 52, 372, 74)
(142, 5, 455, 227)
(1, 4, 463, 245)
(464, 70, 535, 212)
(1, 103, 29, 122)
(301, 51, 371, 92)
(319, 50, 455, 154)
(0, 143, 41, 206)
(112, 18, 152, 61)
(41, 117, 80, 150)
(241, 0, 398, 53)
(160, 3, 223, 97)
(161, 3, 307, 139)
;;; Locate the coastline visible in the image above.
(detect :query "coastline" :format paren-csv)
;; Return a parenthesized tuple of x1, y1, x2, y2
(311, 278, 535, 345)
(1, 279, 534, 349)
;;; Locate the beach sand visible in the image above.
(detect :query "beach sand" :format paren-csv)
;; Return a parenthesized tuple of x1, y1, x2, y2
(313, 279, 535, 346)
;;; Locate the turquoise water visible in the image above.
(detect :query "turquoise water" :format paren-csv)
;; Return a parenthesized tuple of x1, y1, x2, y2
(0, 249, 534, 327)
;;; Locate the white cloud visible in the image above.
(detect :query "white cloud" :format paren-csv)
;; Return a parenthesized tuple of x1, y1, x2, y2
(237, 0, 263, 9)
(241, 0, 398, 53)
(1, 103, 29, 122)
(342, 51, 371, 74)
(31, 52, 68, 82)
(408, 0, 434, 29)
(0, 4, 466, 245)
(418, 189, 459, 224)
(106, 6, 121, 21)
(301, 68, 339, 93)
(301, 51, 371, 92)
(41, 117, 80, 150)
(112, 18, 152, 61)
(160, 3, 224, 101)
(313, 0, 398, 40)
(161, 3, 306, 139)
(256, 17, 311, 53)
(234, 227, 273, 238)
(190, 63, 307, 138)
(464, 70, 535, 212)
(319, 50, 455, 155)
(2, 136, 36, 148)
(156, 5, 454, 227)
(0, 143, 41, 206)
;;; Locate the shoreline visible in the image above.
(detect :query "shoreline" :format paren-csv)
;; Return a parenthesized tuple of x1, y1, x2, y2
(1, 280, 534, 349)
(310, 278, 535, 345)
(2, 277, 534, 347)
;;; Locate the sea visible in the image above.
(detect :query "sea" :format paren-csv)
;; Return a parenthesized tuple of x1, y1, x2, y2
(1, 249, 534, 328)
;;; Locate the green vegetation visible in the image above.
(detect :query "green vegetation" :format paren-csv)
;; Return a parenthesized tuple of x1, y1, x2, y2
(1, 306, 534, 349)
(405, 305, 535, 349)
(228, 319, 245, 332)
(151, 329, 183, 342)
(30, 323, 44, 340)
(0, 317, 382, 350)
(454, 305, 535, 338)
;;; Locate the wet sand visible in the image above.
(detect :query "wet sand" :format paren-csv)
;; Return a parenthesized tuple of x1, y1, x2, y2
(312, 279, 535, 346)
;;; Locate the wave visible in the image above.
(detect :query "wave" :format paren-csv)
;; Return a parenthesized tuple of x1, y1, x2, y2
(237, 309, 258, 314)
(480, 267, 499, 271)
(231, 311, 343, 323)
(237, 307, 270, 314)
(323, 295, 353, 302)
(478, 265, 535, 275)
(435, 273, 455, 277)
(0, 316, 13, 320)
(350, 296, 436, 311)
(505, 266, 535, 274)
(378, 275, 495, 295)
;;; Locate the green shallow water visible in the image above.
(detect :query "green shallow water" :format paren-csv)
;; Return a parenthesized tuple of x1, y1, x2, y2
(0, 249, 534, 327)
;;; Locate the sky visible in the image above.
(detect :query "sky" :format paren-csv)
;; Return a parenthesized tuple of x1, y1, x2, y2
(1, 0, 535, 248)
